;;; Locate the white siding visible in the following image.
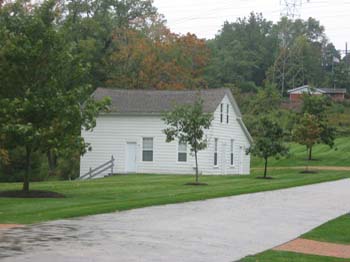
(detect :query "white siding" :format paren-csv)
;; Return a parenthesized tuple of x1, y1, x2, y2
(80, 95, 251, 178)
(203, 95, 251, 175)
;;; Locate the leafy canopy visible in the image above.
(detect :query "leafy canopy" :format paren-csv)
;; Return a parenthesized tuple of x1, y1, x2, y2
(0, 0, 110, 190)
(162, 99, 213, 182)
(248, 115, 289, 178)
(162, 99, 213, 152)
(293, 113, 322, 149)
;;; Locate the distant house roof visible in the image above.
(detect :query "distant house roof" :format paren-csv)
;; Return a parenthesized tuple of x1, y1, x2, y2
(287, 85, 346, 94)
(318, 88, 347, 94)
(93, 88, 252, 143)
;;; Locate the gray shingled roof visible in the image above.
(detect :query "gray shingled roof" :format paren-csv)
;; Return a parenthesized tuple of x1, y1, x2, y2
(93, 88, 252, 144)
(93, 88, 242, 116)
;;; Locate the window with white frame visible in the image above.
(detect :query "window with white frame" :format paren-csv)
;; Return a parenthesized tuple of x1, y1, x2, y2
(142, 137, 153, 161)
(230, 139, 234, 165)
(220, 103, 223, 123)
(178, 141, 187, 162)
(227, 104, 229, 123)
(214, 138, 218, 166)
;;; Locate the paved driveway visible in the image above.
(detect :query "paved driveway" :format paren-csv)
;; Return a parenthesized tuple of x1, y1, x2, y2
(1, 179, 350, 262)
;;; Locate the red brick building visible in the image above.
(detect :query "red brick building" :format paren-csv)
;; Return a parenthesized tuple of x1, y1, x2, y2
(287, 85, 346, 102)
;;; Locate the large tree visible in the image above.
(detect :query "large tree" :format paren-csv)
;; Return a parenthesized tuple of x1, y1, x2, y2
(206, 12, 277, 89)
(104, 26, 210, 90)
(0, 0, 109, 191)
(265, 17, 334, 93)
(162, 99, 213, 184)
(61, 0, 159, 87)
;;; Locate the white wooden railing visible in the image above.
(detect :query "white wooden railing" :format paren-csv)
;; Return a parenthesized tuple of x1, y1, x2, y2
(79, 156, 115, 180)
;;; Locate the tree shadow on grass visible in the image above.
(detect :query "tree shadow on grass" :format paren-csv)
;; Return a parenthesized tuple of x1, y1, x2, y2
(184, 182, 208, 186)
(0, 190, 65, 198)
(300, 170, 319, 174)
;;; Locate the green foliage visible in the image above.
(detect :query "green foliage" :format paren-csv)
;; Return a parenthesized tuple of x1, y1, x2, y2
(293, 114, 322, 149)
(328, 103, 350, 136)
(207, 13, 349, 94)
(0, 147, 44, 182)
(301, 93, 332, 117)
(268, 17, 329, 92)
(249, 115, 289, 178)
(162, 99, 213, 182)
(296, 94, 336, 159)
(62, 0, 158, 87)
(248, 84, 282, 115)
(0, 0, 110, 189)
(206, 12, 277, 88)
(243, 84, 297, 137)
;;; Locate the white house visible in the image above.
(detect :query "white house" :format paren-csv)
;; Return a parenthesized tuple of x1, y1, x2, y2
(79, 88, 252, 178)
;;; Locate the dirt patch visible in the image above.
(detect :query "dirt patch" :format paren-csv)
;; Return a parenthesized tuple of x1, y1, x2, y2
(252, 166, 350, 171)
(0, 224, 24, 230)
(0, 190, 65, 198)
(274, 238, 350, 259)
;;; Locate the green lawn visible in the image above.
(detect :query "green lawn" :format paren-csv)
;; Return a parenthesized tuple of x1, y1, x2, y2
(240, 214, 350, 262)
(0, 169, 349, 224)
(241, 251, 349, 262)
(302, 214, 350, 245)
(252, 137, 350, 168)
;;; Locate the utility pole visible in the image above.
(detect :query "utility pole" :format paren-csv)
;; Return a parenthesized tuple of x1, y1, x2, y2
(274, 0, 310, 95)
(280, 0, 303, 19)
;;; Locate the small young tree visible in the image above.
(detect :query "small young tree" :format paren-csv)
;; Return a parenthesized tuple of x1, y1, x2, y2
(162, 99, 213, 184)
(299, 93, 335, 160)
(249, 115, 289, 178)
(293, 113, 322, 172)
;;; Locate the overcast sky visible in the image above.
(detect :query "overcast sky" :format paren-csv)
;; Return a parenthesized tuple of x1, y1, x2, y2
(153, 0, 350, 51)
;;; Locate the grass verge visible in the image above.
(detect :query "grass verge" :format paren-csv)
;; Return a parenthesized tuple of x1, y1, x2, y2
(240, 214, 350, 262)
(0, 169, 349, 224)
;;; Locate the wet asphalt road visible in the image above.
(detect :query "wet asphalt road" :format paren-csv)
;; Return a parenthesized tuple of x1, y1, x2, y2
(1, 179, 350, 262)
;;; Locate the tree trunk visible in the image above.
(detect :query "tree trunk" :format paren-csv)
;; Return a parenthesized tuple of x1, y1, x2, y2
(305, 146, 310, 172)
(47, 150, 57, 176)
(194, 149, 199, 183)
(23, 146, 31, 192)
(264, 157, 268, 178)
(308, 146, 313, 161)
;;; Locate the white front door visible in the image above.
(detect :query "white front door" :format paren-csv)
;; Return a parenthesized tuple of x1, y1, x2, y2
(126, 142, 137, 173)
